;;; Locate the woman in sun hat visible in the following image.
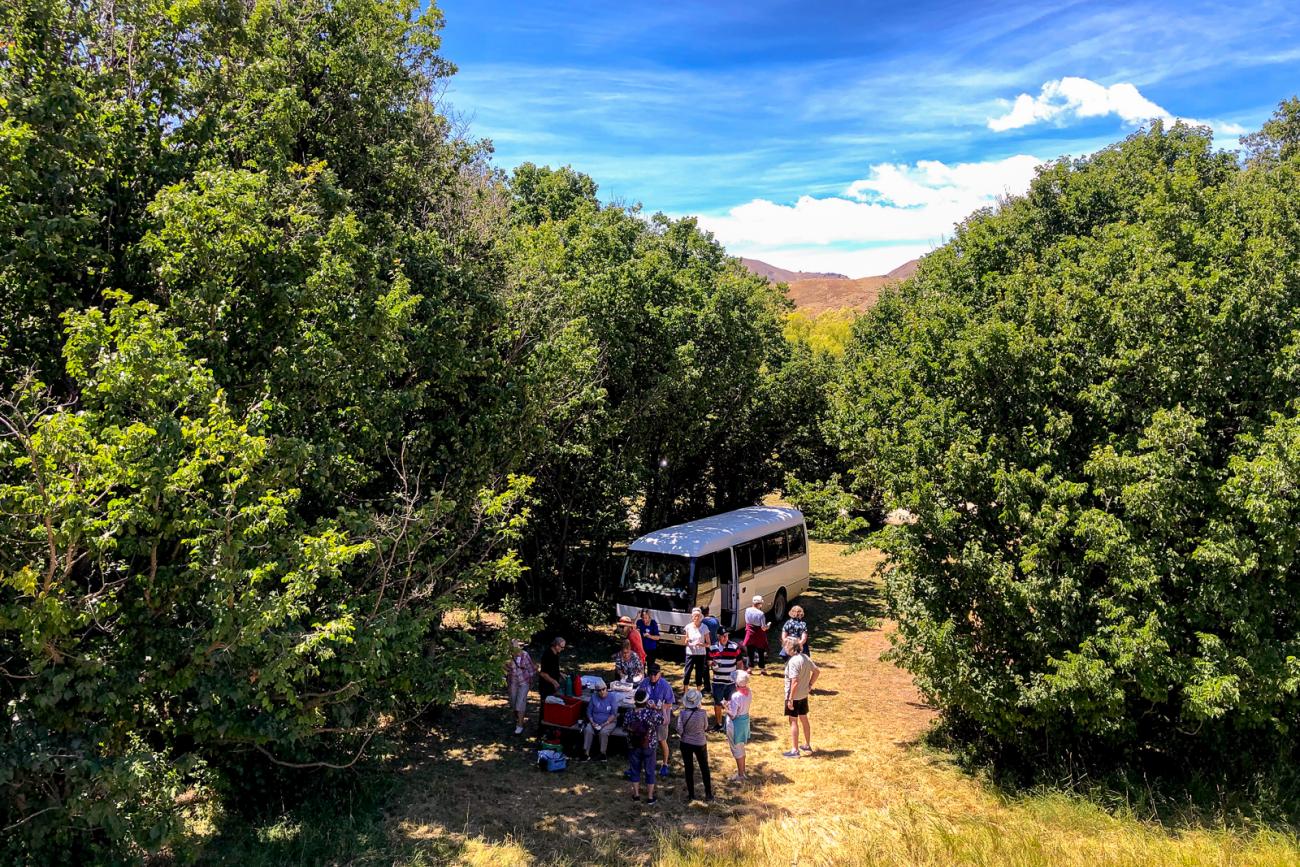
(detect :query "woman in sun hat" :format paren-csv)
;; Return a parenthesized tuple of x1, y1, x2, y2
(741, 594, 770, 674)
(676, 688, 714, 802)
(616, 614, 646, 663)
(725, 669, 753, 781)
(505, 639, 535, 735)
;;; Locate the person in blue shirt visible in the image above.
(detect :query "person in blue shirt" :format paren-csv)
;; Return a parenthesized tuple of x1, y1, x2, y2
(701, 607, 721, 648)
(641, 664, 677, 778)
(583, 683, 619, 761)
(636, 608, 660, 668)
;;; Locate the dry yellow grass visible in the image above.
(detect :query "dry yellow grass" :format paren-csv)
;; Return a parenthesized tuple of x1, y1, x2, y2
(379, 542, 1300, 866)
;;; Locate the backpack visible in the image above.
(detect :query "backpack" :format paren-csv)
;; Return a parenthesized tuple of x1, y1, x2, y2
(625, 711, 654, 750)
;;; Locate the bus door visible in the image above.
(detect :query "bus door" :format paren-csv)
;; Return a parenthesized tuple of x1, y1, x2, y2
(718, 548, 737, 630)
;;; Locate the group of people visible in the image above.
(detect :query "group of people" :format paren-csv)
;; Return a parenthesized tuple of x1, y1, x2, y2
(505, 598, 821, 805)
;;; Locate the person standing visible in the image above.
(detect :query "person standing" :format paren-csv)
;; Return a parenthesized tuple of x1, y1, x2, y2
(707, 626, 745, 732)
(676, 689, 714, 802)
(505, 639, 535, 735)
(782, 637, 819, 757)
(741, 595, 770, 674)
(641, 663, 676, 779)
(683, 608, 710, 689)
(583, 682, 619, 760)
(625, 690, 660, 804)
(616, 615, 646, 663)
(636, 609, 660, 668)
(537, 636, 566, 732)
(780, 605, 810, 660)
(725, 670, 753, 782)
(700, 606, 720, 648)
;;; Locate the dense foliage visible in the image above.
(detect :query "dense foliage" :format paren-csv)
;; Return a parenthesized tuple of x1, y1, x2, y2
(503, 165, 791, 608)
(776, 310, 875, 540)
(0, 0, 540, 858)
(0, 0, 799, 858)
(831, 107, 1300, 772)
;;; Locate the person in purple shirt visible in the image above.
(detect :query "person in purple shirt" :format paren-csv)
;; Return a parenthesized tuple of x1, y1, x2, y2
(641, 664, 676, 779)
(583, 683, 619, 761)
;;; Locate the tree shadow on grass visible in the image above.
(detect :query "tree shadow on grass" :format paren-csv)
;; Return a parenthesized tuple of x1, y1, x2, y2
(784, 559, 886, 658)
(389, 700, 796, 865)
(195, 763, 469, 867)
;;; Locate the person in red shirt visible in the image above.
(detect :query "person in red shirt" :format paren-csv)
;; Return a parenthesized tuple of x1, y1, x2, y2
(617, 615, 646, 663)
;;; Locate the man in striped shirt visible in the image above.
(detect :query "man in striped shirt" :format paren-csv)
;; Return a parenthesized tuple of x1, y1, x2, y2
(708, 626, 746, 733)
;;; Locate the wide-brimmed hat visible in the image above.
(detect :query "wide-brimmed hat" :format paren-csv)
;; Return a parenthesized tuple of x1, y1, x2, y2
(683, 688, 703, 709)
(510, 638, 525, 649)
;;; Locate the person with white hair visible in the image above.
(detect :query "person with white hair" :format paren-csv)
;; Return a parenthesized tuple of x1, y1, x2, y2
(683, 607, 710, 688)
(725, 669, 753, 781)
(782, 636, 819, 758)
(741, 594, 770, 674)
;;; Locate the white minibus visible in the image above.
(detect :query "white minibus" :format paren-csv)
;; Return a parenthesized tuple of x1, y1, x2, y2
(614, 506, 810, 646)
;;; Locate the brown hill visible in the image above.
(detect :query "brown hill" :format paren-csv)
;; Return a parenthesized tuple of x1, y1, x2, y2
(741, 257, 920, 312)
(886, 259, 919, 281)
(784, 275, 896, 312)
(740, 257, 848, 283)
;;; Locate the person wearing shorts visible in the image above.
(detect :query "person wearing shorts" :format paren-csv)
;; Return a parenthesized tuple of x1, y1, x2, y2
(725, 670, 753, 781)
(707, 626, 745, 732)
(782, 637, 819, 758)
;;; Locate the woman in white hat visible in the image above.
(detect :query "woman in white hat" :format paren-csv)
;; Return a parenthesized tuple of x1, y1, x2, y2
(505, 639, 535, 734)
(741, 595, 770, 674)
(725, 670, 753, 781)
(675, 688, 714, 802)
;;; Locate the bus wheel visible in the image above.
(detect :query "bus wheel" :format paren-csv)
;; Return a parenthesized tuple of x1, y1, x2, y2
(772, 590, 788, 624)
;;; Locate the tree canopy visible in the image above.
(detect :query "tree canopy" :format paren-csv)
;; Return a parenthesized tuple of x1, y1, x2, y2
(831, 108, 1300, 772)
(0, 1, 800, 858)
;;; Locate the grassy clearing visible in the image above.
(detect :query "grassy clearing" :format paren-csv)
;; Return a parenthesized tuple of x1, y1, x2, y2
(195, 542, 1300, 866)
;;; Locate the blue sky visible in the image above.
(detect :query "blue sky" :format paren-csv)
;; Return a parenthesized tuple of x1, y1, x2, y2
(438, 1, 1300, 276)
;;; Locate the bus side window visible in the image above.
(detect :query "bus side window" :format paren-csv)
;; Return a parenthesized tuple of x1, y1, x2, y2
(765, 530, 787, 565)
(789, 524, 807, 557)
(744, 539, 765, 573)
(736, 544, 752, 579)
(695, 555, 719, 603)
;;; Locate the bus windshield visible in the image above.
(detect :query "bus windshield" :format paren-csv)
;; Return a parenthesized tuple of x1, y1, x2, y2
(620, 551, 692, 604)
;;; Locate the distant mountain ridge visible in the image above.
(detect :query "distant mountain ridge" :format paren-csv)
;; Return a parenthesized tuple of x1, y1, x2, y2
(742, 256, 920, 312)
(739, 258, 848, 283)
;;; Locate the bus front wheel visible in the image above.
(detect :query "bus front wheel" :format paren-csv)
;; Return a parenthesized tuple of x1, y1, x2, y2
(771, 590, 788, 624)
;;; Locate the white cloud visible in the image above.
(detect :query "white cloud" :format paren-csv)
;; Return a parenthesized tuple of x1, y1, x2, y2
(697, 154, 1043, 277)
(988, 76, 1246, 135)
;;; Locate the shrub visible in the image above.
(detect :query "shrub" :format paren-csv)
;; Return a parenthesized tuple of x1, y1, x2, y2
(830, 105, 1300, 772)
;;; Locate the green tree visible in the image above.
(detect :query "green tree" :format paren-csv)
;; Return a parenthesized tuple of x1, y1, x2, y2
(1, 0, 530, 858)
(830, 108, 1300, 772)
(503, 165, 791, 607)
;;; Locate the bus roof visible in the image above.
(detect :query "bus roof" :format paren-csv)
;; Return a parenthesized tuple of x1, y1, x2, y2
(628, 506, 804, 557)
